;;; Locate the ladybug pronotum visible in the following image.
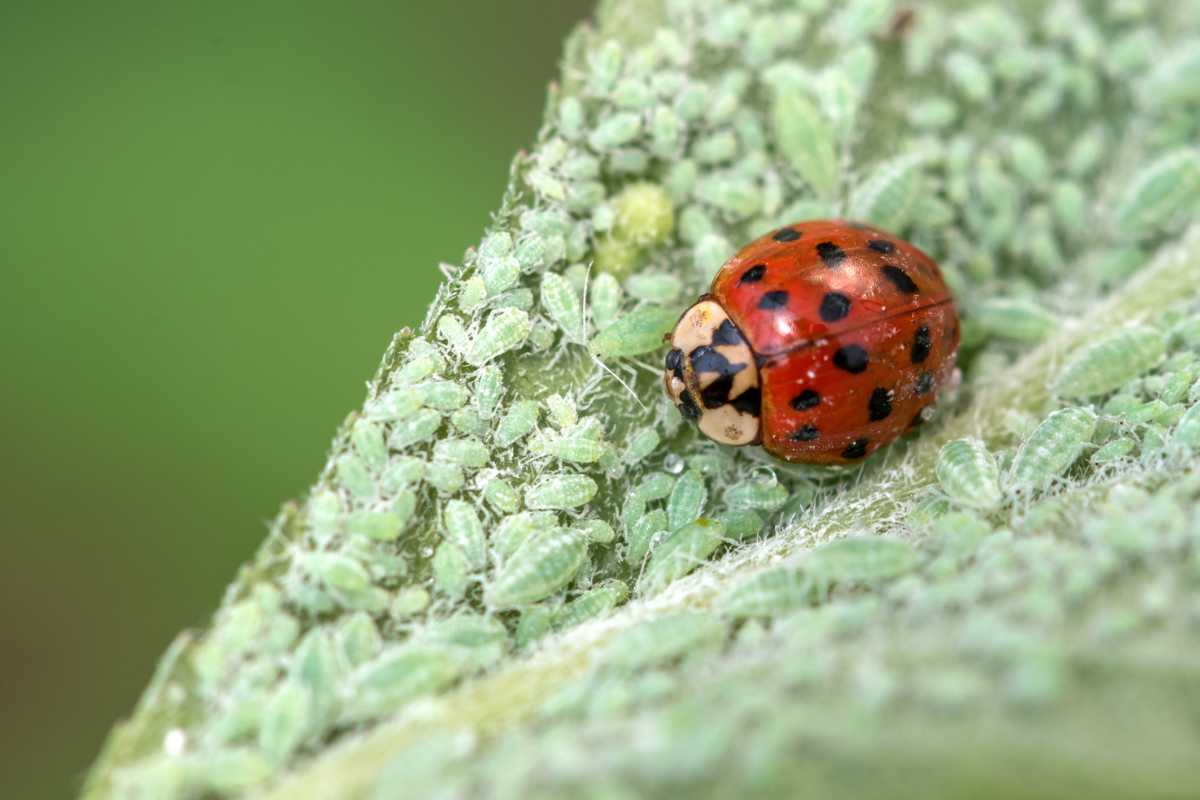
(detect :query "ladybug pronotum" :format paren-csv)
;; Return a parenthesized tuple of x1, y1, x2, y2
(664, 219, 960, 464)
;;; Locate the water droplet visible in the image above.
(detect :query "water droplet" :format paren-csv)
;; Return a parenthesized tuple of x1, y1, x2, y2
(164, 728, 187, 757)
(420, 546, 435, 558)
(663, 454, 685, 474)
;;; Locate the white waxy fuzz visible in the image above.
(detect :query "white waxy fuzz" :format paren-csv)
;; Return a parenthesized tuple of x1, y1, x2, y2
(663, 299, 761, 446)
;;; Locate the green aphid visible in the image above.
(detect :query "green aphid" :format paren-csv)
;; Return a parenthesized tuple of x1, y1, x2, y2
(432, 437, 489, 468)
(1113, 149, 1200, 237)
(589, 305, 678, 358)
(719, 508, 765, 541)
(720, 566, 815, 618)
(380, 457, 424, 494)
(483, 477, 520, 514)
(443, 500, 486, 570)
(485, 527, 587, 609)
(339, 644, 464, 724)
(694, 171, 761, 219)
(493, 511, 556, 561)
(431, 542, 470, 599)
(576, 518, 616, 545)
(935, 438, 1003, 512)
(436, 313, 470, 357)
(494, 400, 539, 448)
(449, 406, 488, 437)
(466, 308, 531, 366)
(412, 613, 509, 671)
(636, 471, 675, 502)
(772, 86, 838, 198)
(601, 612, 727, 671)
(473, 365, 503, 421)
(540, 272, 584, 343)
(544, 393, 577, 429)
(524, 474, 597, 510)
(667, 470, 708, 531)
(622, 428, 661, 464)
(313, 552, 373, 601)
(625, 271, 683, 304)
(848, 152, 927, 232)
(1091, 437, 1137, 464)
(258, 681, 314, 762)
(1052, 326, 1167, 398)
(424, 461, 465, 495)
(515, 605, 556, 648)
(639, 518, 725, 596)
(335, 453, 375, 498)
(626, 508, 667, 566)
(307, 489, 342, 543)
(390, 587, 430, 619)
(725, 477, 789, 511)
(394, 337, 443, 385)
(971, 298, 1058, 343)
(589, 271, 623, 331)
(351, 419, 387, 469)
(805, 535, 918, 585)
(345, 510, 403, 542)
(1171, 401, 1200, 450)
(389, 408, 443, 450)
(588, 111, 642, 151)
(943, 50, 992, 104)
(555, 580, 630, 629)
(417, 380, 470, 412)
(1009, 407, 1097, 493)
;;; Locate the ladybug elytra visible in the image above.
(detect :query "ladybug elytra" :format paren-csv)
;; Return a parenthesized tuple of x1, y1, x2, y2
(664, 219, 960, 464)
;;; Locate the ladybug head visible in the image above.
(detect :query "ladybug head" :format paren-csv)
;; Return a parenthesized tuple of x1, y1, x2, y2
(663, 298, 761, 446)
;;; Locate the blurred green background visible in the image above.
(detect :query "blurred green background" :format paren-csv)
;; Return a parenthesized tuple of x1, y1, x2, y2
(0, 2, 592, 797)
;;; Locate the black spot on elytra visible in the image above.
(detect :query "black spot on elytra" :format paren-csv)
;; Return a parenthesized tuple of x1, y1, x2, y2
(816, 241, 846, 268)
(758, 290, 790, 310)
(691, 346, 746, 377)
(790, 389, 821, 411)
(711, 319, 743, 346)
(842, 438, 870, 459)
(700, 374, 734, 409)
(915, 371, 934, 394)
(911, 326, 932, 364)
(738, 264, 766, 285)
(868, 387, 893, 421)
(730, 386, 761, 416)
(773, 227, 801, 242)
(790, 424, 820, 441)
(868, 239, 896, 254)
(819, 292, 852, 322)
(678, 390, 700, 421)
(882, 265, 919, 294)
(833, 344, 869, 374)
(665, 348, 684, 381)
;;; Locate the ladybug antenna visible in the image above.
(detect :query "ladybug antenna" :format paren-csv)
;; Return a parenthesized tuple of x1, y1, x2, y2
(591, 352, 648, 411)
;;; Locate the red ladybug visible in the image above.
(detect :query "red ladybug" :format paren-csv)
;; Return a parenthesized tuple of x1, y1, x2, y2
(663, 219, 960, 464)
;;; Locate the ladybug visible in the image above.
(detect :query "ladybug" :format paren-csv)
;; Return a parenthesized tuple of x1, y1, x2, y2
(663, 219, 960, 464)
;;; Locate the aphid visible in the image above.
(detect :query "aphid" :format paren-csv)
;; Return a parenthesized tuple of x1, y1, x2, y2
(466, 308, 531, 366)
(724, 477, 789, 511)
(1112, 149, 1200, 236)
(524, 474, 598, 510)
(335, 454, 375, 498)
(389, 408, 443, 450)
(443, 500, 486, 569)
(494, 400, 540, 448)
(638, 518, 725, 595)
(626, 272, 683, 304)
(431, 542, 470, 599)
(847, 153, 927, 232)
(544, 394, 578, 429)
(626, 508, 668, 565)
(622, 428, 661, 464)
(719, 508, 765, 540)
(515, 605, 555, 647)
(449, 407, 488, 437)
(380, 457, 424, 492)
(720, 566, 814, 617)
(1052, 326, 1167, 399)
(590, 305, 681, 358)
(482, 477, 520, 514)
(805, 535, 918, 584)
(664, 220, 960, 463)
(345, 510, 404, 542)
(773, 87, 839, 198)
(935, 438, 1003, 512)
(336, 612, 383, 667)
(339, 644, 463, 724)
(493, 511, 556, 561)
(666, 470, 708, 530)
(588, 111, 642, 151)
(1009, 407, 1097, 493)
(394, 337, 444, 385)
(432, 438, 489, 468)
(424, 461, 465, 495)
(484, 527, 587, 609)
(601, 612, 727, 671)
(417, 380, 470, 412)
(1091, 437, 1136, 464)
(943, 50, 993, 104)
(1171, 401, 1200, 450)
(555, 580, 630, 629)
(412, 613, 509, 670)
(540, 272, 584, 343)
(971, 297, 1058, 343)
(390, 587, 430, 619)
